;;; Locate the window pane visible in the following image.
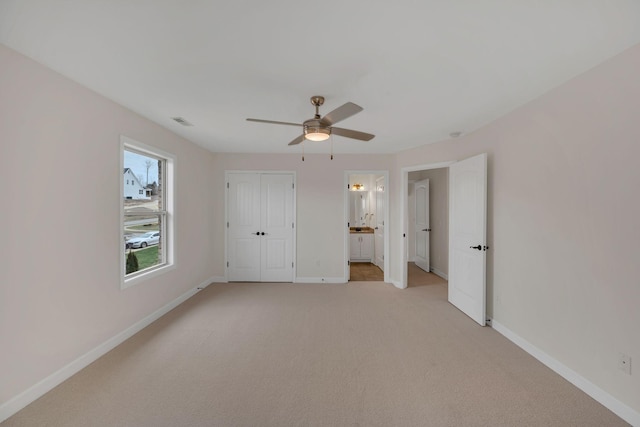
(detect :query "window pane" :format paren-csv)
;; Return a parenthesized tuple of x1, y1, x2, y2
(124, 214, 163, 274)
(123, 150, 161, 210)
(124, 148, 164, 277)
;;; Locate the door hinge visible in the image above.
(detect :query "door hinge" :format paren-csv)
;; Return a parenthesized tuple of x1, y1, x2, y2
(347, 184, 350, 189)
(292, 183, 295, 189)
(226, 261, 229, 267)
(292, 262, 294, 268)
(347, 222, 350, 227)
(226, 182, 229, 189)
(292, 222, 294, 229)
(227, 221, 229, 228)
(347, 260, 350, 266)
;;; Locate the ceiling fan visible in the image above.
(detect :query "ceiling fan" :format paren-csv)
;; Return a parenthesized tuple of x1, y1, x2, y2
(246, 96, 375, 146)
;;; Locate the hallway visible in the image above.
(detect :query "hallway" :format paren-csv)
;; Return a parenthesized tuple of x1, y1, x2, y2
(407, 262, 447, 287)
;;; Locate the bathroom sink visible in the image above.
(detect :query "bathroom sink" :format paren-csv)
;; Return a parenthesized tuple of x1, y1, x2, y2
(350, 226, 373, 233)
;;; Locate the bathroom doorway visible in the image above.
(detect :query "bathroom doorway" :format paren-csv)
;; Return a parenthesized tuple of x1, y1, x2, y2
(344, 171, 389, 282)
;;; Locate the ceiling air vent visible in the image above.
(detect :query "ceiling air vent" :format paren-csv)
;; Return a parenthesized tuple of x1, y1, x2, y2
(171, 117, 194, 126)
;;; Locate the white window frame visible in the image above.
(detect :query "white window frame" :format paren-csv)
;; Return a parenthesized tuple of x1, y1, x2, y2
(120, 136, 176, 289)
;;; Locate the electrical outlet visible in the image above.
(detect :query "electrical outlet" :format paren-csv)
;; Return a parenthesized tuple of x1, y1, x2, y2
(618, 353, 632, 375)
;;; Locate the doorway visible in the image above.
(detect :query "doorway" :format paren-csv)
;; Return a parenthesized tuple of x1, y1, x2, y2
(400, 154, 488, 326)
(345, 171, 389, 282)
(407, 168, 449, 286)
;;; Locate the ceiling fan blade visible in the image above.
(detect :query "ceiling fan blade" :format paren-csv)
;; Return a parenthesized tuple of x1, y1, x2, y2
(332, 127, 375, 141)
(288, 134, 305, 146)
(246, 118, 302, 127)
(320, 102, 363, 126)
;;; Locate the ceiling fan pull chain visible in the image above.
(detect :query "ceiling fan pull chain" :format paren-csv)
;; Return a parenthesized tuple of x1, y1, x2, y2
(302, 140, 305, 161)
(330, 135, 334, 160)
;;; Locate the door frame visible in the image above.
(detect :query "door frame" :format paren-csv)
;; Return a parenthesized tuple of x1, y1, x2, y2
(224, 170, 297, 282)
(344, 170, 390, 283)
(399, 161, 454, 289)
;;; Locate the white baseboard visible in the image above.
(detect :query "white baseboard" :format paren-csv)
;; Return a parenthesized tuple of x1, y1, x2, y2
(491, 319, 640, 426)
(295, 277, 346, 284)
(207, 276, 227, 283)
(391, 280, 406, 289)
(430, 267, 448, 280)
(0, 276, 217, 424)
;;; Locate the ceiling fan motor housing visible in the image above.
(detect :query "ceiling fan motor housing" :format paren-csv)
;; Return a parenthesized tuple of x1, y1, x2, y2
(303, 120, 330, 141)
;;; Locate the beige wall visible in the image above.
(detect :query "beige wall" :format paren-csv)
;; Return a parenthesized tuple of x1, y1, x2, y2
(211, 154, 391, 280)
(390, 44, 640, 413)
(0, 45, 218, 405)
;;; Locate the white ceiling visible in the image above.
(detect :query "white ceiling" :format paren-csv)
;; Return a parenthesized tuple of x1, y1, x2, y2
(2, 1, 639, 155)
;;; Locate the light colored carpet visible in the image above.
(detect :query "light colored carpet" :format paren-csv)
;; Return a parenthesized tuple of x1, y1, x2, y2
(407, 262, 444, 287)
(2, 281, 627, 426)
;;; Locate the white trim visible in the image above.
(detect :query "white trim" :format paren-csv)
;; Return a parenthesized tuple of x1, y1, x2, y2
(295, 277, 346, 284)
(391, 279, 403, 289)
(430, 267, 448, 280)
(120, 136, 177, 289)
(122, 263, 177, 289)
(491, 319, 640, 426)
(0, 277, 216, 424)
(208, 276, 227, 283)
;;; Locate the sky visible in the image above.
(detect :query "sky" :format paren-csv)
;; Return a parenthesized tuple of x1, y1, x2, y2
(124, 150, 159, 186)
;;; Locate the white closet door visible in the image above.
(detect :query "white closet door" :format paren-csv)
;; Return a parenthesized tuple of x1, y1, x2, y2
(260, 174, 294, 282)
(227, 172, 294, 282)
(228, 173, 261, 281)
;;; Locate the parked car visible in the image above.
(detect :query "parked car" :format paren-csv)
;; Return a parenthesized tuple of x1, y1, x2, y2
(126, 231, 160, 249)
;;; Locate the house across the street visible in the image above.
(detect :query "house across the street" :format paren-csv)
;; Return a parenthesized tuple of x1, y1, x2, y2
(123, 168, 150, 199)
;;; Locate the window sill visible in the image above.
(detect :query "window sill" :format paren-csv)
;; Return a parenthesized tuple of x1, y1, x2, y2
(121, 263, 176, 290)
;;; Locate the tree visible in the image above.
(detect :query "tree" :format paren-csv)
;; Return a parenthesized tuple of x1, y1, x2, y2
(145, 181, 158, 196)
(126, 250, 139, 274)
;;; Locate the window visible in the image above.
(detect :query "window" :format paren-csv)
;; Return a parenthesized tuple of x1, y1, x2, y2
(121, 136, 175, 288)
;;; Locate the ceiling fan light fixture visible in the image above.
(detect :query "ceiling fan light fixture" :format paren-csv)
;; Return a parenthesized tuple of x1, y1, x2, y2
(304, 126, 331, 141)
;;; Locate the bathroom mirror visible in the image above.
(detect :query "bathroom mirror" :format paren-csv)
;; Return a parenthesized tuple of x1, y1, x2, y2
(350, 192, 369, 226)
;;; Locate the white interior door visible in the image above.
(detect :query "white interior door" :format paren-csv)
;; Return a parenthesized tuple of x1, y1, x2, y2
(374, 177, 385, 270)
(227, 173, 261, 281)
(260, 174, 294, 282)
(414, 178, 430, 272)
(448, 153, 487, 326)
(228, 173, 294, 282)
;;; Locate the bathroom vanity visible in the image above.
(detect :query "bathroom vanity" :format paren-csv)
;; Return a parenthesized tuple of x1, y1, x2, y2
(349, 227, 374, 262)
